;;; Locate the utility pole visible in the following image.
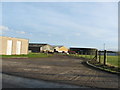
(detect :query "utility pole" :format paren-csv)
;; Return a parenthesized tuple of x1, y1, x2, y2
(103, 43, 107, 65)
(104, 43, 105, 50)
(103, 43, 105, 50)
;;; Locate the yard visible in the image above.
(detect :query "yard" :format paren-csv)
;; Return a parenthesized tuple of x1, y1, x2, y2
(1, 53, 118, 68)
(2, 54, 118, 88)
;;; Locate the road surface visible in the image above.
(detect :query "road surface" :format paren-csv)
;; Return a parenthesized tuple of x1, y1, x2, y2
(2, 73, 83, 88)
(2, 55, 119, 88)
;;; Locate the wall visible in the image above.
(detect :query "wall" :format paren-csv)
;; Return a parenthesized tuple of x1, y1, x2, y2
(70, 48, 97, 55)
(0, 36, 29, 55)
(29, 47, 40, 53)
(54, 47, 59, 52)
(59, 47, 68, 52)
(41, 45, 54, 52)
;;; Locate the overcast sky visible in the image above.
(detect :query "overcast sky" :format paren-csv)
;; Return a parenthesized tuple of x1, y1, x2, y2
(0, 2, 118, 51)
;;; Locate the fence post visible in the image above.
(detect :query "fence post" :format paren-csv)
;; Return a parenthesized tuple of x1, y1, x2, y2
(90, 53, 91, 59)
(104, 50, 107, 65)
(85, 52, 87, 58)
(95, 50, 98, 61)
(99, 50, 101, 63)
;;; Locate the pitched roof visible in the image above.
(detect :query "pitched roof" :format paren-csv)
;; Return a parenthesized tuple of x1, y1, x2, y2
(70, 47, 97, 50)
(52, 45, 64, 48)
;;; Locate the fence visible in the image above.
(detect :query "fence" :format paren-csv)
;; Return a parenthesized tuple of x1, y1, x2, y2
(70, 52, 96, 60)
(94, 50, 118, 67)
(70, 50, 118, 67)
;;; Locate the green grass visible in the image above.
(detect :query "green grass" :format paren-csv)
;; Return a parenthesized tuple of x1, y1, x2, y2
(99, 55, 119, 67)
(68, 54, 119, 67)
(0, 53, 53, 58)
(88, 60, 119, 73)
(28, 53, 53, 58)
(68, 54, 95, 59)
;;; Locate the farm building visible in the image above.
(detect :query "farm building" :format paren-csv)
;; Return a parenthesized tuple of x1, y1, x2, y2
(29, 43, 54, 53)
(53, 46, 68, 53)
(69, 47, 98, 55)
(0, 36, 29, 55)
(99, 51, 118, 56)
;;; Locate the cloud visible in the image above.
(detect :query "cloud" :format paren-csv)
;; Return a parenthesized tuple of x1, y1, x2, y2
(27, 3, 117, 40)
(0, 25, 28, 36)
(16, 31, 26, 34)
(0, 25, 9, 31)
(2, 2, 117, 50)
(75, 33, 81, 36)
(47, 34, 52, 37)
(0, 25, 10, 35)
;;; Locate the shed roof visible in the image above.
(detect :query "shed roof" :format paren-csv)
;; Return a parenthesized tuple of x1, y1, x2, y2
(29, 43, 48, 47)
(52, 45, 64, 48)
(70, 47, 97, 50)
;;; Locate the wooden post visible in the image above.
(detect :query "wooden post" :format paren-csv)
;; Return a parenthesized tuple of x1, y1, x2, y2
(95, 50, 98, 61)
(85, 52, 87, 58)
(99, 50, 101, 63)
(104, 50, 107, 65)
(90, 53, 91, 59)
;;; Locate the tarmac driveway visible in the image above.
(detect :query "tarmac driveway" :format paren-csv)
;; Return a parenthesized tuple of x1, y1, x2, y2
(2, 55, 119, 88)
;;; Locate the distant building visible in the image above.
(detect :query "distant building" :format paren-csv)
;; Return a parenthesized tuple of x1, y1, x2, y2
(0, 36, 29, 55)
(69, 47, 97, 55)
(99, 51, 118, 56)
(29, 43, 54, 53)
(53, 46, 68, 53)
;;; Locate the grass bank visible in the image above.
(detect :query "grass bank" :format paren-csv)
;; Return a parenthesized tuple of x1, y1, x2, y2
(1, 53, 53, 58)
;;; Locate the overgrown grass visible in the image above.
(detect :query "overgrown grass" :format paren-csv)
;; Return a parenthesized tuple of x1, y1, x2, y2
(0, 53, 53, 58)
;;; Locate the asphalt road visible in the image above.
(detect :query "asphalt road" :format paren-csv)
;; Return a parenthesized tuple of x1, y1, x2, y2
(2, 73, 83, 88)
(2, 55, 119, 88)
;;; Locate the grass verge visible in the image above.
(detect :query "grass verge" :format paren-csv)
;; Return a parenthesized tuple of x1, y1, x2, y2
(68, 54, 95, 60)
(1, 53, 53, 58)
(68, 54, 119, 67)
(88, 60, 120, 74)
(68, 54, 119, 73)
(98, 55, 119, 67)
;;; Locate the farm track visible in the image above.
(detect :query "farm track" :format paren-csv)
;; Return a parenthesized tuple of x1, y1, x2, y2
(2, 55, 119, 88)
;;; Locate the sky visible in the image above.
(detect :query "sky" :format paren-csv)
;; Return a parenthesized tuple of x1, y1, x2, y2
(0, 2, 118, 51)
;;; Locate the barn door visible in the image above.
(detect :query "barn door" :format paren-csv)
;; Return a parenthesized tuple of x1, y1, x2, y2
(16, 41, 21, 55)
(6, 40, 13, 55)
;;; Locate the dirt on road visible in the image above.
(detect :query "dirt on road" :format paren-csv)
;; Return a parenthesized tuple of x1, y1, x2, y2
(2, 55, 119, 88)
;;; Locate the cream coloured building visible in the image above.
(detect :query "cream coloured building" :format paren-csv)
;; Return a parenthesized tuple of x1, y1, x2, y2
(0, 36, 29, 55)
(53, 46, 68, 53)
(29, 43, 54, 53)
